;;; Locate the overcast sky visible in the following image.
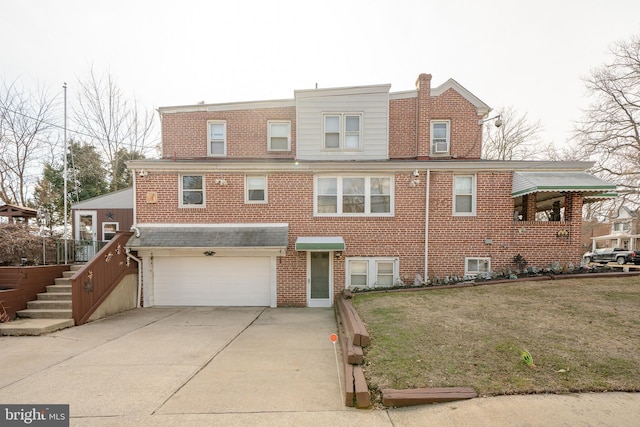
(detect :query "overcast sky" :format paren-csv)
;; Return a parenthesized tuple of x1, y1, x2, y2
(2, 0, 640, 149)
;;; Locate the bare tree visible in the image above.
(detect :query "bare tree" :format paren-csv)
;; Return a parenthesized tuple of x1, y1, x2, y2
(0, 79, 55, 205)
(482, 106, 542, 160)
(72, 67, 156, 191)
(575, 33, 640, 209)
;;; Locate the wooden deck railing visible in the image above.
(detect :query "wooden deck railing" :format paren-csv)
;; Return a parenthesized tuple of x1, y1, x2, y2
(71, 231, 138, 325)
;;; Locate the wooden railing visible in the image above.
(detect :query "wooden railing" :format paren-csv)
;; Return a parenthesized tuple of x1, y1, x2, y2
(71, 231, 138, 325)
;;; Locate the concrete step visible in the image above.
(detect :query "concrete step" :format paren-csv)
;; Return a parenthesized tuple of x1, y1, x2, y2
(27, 300, 72, 310)
(17, 309, 72, 319)
(0, 318, 74, 336)
(37, 292, 72, 301)
(54, 277, 71, 286)
(62, 271, 76, 278)
(47, 284, 71, 293)
(70, 264, 84, 272)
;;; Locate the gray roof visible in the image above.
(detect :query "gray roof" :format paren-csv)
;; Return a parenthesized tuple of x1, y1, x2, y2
(71, 188, 133, 210)
(126, 225, 289, 249)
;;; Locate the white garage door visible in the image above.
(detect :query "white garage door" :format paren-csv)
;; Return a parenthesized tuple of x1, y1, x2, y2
(153, 256, 271, 306)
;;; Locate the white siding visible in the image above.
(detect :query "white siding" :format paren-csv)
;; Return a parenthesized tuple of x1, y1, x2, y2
(295, 85, 390, 160)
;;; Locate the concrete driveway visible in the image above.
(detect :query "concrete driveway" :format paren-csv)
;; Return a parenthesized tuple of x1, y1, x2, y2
(1, 307, 639, 426)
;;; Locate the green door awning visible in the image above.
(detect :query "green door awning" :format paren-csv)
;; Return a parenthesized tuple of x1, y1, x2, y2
(295, 236, 345, 251)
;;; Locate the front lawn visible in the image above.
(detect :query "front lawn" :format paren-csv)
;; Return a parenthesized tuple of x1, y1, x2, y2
(352, 277, 640, 399)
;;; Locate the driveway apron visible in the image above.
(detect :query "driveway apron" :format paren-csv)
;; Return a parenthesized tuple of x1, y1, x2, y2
(0, 307, 363, 425)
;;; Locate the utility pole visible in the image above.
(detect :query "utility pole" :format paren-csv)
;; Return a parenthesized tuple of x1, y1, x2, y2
(63, 82, 68, 264)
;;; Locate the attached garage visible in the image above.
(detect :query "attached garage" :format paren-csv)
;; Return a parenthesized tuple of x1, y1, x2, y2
(126, 224, 288, 308)
(153, 256, 272, 306)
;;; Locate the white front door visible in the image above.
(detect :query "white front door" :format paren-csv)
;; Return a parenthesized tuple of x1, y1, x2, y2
(307, 251, 333, 307)
(75, 210, 97, 260)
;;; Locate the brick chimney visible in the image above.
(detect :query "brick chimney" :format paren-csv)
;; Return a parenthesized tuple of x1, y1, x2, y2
(416, 73, 432, 159)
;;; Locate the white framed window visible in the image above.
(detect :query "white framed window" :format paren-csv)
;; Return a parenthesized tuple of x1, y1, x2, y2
(102, 222, 119, 241)
(245, 175, 267, 203)
(180, 174, 205, 207)
(465, 257, 491, 277)
(314, 175, 393, 216)
(208, 121, 227, 156)
(346, 257, 399, 288)
(323, 113, 362, 150)
(268, 121, 291, 151)
(453, 174, 476, 216)
(613, 222, 630, 232)
(431, 120, 450, 154)
(376, 260, 395, 287)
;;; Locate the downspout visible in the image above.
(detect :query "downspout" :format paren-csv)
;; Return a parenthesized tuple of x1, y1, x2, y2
(131, 169, 137, 230)
(126, 248, 142, 308)
(424, 169, 430, 281)
(128, 168, 142, 308)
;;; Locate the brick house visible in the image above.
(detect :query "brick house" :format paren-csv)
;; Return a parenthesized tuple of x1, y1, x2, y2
(125, 73, 616, 308)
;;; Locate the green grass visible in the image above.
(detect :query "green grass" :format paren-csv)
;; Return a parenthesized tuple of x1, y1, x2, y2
(352, 277, 640, 398)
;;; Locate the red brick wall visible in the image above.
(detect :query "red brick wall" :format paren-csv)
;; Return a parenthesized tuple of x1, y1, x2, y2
(389, 97, 417, 159)
(136, 171, 427, 306)
(426, 171, 584, 278)
(431, 89, 484, 159)
(389, 83, 483, 160)
(161, 107, 296, 159)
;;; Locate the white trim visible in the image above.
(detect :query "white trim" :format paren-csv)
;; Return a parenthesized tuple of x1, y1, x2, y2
(453, 174, 477, 216)
(314, 175, 394, 217)
(74, 210, 97, 241)
(430, 120, 450, 155)
(322, 113, 363, 151)
(267, 120, 291, 151)
(158, 99, 296, 114)
(102, 221, 119, 241)
(295, 84, 391, 98)
(307, 251, 334, 308)
(207, 120, 227, 156)
(179, 174, 206, 208)
(126, 159, 597, 174)
(245, 175, 268, 204)
(135, 222, 289, 228)
(465, 257, 491, 277)
(346, 257, 399, 288)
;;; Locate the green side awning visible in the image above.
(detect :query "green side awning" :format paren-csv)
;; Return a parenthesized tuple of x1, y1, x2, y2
(295, 236, 345, 251)
(512, 171, 617, 197)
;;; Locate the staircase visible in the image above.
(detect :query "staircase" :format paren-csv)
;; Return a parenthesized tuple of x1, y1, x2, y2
(0, 266, 80, 336)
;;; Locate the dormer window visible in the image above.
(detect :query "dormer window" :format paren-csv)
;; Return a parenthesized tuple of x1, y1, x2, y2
(431, 120, 450, 155)
(323, 113, 362, 150)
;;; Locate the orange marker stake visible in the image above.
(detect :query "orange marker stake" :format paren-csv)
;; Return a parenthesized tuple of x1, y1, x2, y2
(330, 333, 343, 400)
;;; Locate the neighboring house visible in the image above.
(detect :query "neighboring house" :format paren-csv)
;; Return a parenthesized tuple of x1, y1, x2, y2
(71, 188, 134, 260)
(125, 73, 616, 308)
(590, 206, 639, 251)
